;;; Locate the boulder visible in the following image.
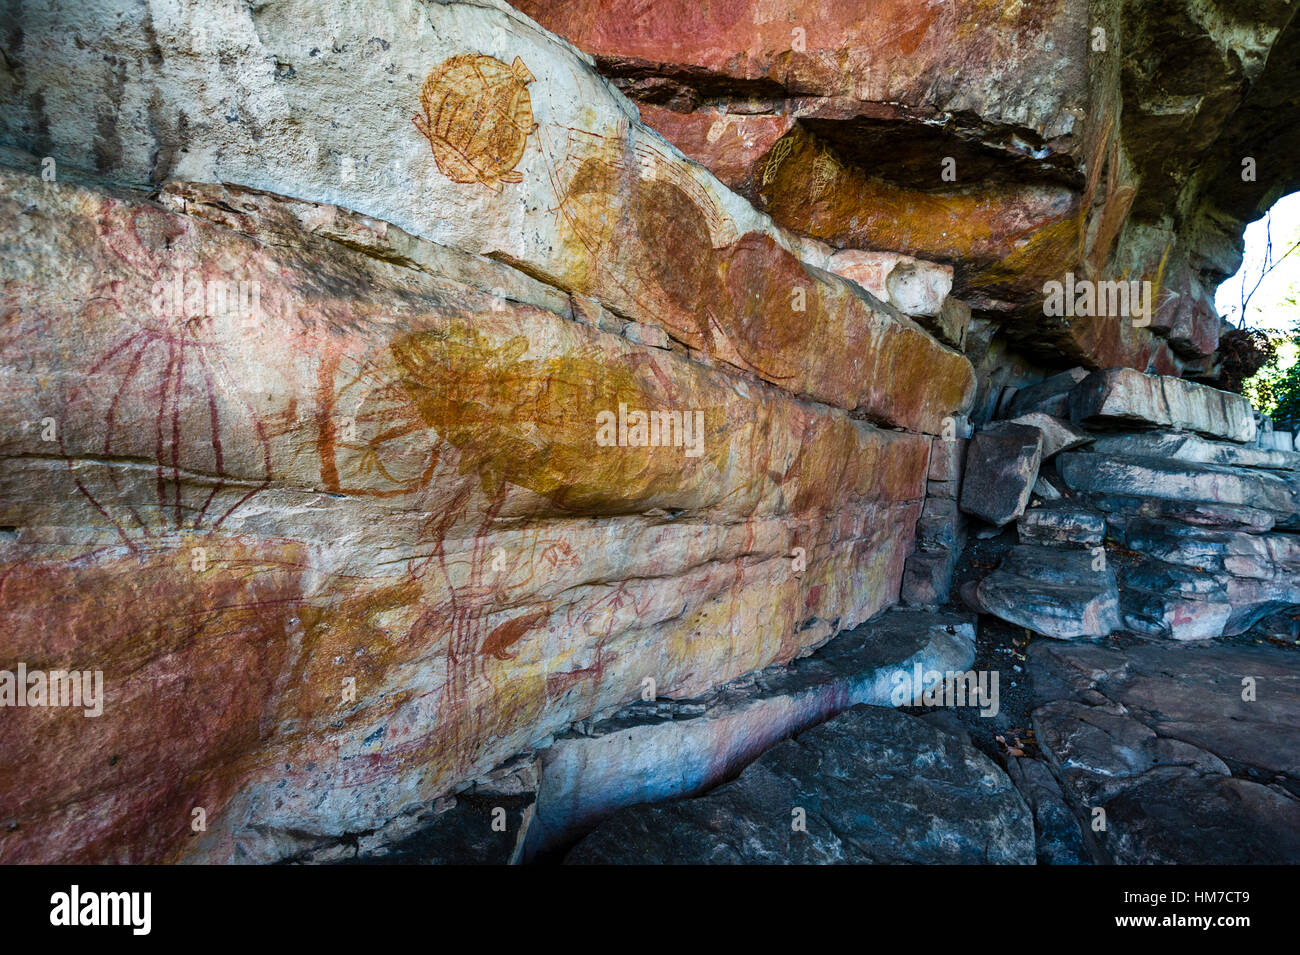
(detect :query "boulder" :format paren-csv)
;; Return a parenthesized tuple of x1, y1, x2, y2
(1119, 520, 1300, 634)
(886, 257, 955, 318)
(974, 546, 1120, 640)
(1118, 558, 1234, 641)
(1088, 495, 1277, 533)
(565, 704, 1035, 865)
(959, 423, 1044, 526)
(900, 549, 960, 607)
(1068, 368, 1256, 443)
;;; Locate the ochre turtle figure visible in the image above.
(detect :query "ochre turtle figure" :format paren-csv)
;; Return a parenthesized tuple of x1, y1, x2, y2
(413, 53, 536, 190)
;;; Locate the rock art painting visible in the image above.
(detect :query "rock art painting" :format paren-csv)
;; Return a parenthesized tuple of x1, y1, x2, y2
(6, 0, 1296, 879)
(414, 54, 537, 190)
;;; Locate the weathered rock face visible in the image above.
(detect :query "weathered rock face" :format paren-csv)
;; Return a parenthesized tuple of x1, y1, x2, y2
(0, 0, 979, 864)
(4, 0, 1300, 868)
(517, 0, 1300, 377)
(1029, 640, 1300, 864)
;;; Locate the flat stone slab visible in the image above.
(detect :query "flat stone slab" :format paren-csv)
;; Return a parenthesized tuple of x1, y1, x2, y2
(1006, 412, 1094, 459)
(525, 608, 975, 858)
(1058, 451, 1300, 527)
(564, 704, 1034, 864)
(1018, 503, 1105, 546)
(1089, 430, 1300, 471)
(1068, 368, 1256, 443)
(1028, 639, 1300, 864)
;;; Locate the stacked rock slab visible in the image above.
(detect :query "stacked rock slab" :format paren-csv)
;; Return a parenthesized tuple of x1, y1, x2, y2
(901, 430, 969, 607)
(967, 368, 1300, 642)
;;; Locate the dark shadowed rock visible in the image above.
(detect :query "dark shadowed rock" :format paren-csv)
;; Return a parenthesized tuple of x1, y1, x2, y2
(974, 545, 1120, 639)
(1005, 756, 1091, 865)
(901, 548, 960, 607)
(1006, 368, 1089, 419)
(1028, 639, 1300, 864)
(960, 423, 1043, 526)
(326, 794, 534, 865)
(564, 704, 1034, 865)
(1089, 494, 1276, 533)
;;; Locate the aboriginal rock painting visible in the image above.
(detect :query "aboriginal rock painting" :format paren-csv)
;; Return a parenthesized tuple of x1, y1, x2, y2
(315, 346, 441, 498)
(536, 123, 738, 349)
(61, 206, 272, 548)
(413, 54, 537, 190)
(312, 319, 700, 777)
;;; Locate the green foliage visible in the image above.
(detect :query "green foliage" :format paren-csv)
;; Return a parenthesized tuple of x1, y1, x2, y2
(1244, 333, 1300, 425)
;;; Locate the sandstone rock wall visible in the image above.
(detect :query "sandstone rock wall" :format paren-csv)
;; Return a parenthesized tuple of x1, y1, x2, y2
(0, 0, 970, 863)
(2, 0, 1297, 866)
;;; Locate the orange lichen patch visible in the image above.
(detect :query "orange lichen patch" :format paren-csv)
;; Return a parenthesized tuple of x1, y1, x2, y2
(0, 537, 307, 863)
(756, 126, 1075, 265)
